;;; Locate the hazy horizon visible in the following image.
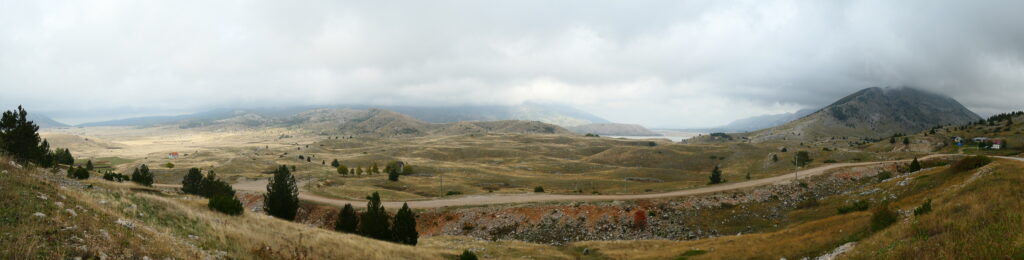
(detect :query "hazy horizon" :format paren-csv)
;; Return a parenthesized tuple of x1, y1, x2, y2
(3, 1, 1023, 128)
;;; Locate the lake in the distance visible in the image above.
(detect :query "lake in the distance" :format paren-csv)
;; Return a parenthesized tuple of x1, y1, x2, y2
(606, 130, 703, 142)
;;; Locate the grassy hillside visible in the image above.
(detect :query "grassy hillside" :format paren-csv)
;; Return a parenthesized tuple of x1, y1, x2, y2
(0, 159, 449, 259)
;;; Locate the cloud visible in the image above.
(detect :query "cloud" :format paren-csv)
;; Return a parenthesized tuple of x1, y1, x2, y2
(1, 0, 1022, 127)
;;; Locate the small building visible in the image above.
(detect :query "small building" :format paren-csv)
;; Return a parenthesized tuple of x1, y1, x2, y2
(167, 152, 179, 159)
(972, 137, 990, 143)
(992, 139, 1002, 150)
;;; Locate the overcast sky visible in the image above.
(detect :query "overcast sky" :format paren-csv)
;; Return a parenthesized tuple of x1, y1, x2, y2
(1, 0, 1023, 127)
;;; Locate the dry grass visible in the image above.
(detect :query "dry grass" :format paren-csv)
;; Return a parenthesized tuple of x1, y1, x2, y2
(43, 126, 886, 201)
(0, 163, 202, 259)
(843, 160, 1024, 259)
(2, 159, 452, 259)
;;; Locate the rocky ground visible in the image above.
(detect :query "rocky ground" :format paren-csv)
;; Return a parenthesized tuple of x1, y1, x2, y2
(409, 162, 906, 245)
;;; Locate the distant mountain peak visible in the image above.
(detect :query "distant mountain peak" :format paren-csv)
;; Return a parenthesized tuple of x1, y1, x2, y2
(749, 87, 980, 141)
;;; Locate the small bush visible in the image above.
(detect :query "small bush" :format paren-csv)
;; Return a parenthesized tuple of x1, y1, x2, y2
(913, 199, 933, 216)
(208, 195, 244, 215)
(459, 250, 478, 260)
(870, 205, 898, 231)
(164, 162, 175, 168)
(823, 159, 837, 163)
(102, 171, 128, 182)
(797, 197, 820, 209)
(534, 186, 544, 193)
(445, 191, 462, 196)
(951, 156, 992, 172)
(837, 200, 870, 214)
(877, 171, 893, 182)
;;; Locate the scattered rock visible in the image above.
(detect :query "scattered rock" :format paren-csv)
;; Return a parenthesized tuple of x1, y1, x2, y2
(32, 212, 46, 218)
(115, 219, 135, 229)
(1, 170, 8, 174)
(582, 248, 590, 255)
(37, 194, 48, 200)
(188, 234, 199, 240)
(54, 201, 64, 208)
(815, 242, 856, 260)
(66, 208, 78, 217)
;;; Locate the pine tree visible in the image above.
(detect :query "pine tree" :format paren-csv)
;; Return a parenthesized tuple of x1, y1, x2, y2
(199, 170, 235, 199)
(264, 165, 299, 220)
(85, 160, 94, 170)
(889, 137, 896, 144)
(335, 203, 359, 233)
(331, 159, 341, 167)
(388, 166, 400, 182)
(795, 151, 812, 167)
(370, 163, 379, 174)
(0, 106, 50, 166)
(903, 137, 910, 145)
(132, 164, 153, 186)
(909, 158, 922, 172)
(358, 192, 392, 241)
(708, 165, 722, 184)
(337, 165, 348, 176)
(182, 167, 204, 195)
(392, 202, 418, 245)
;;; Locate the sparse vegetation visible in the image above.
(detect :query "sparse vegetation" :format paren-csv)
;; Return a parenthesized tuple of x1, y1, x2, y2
(459, 250, 478, 260)
(913, 199, 932, 216)
(837, 200, 870, 214)
(870, 204, 898, 231)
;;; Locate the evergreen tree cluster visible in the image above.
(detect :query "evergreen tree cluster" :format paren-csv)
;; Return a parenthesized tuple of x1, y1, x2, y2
(131, 164, 154, 186)
(181, 167, 243, 215)
(0, 106, 73, 168)
(334, 192, 418, 245)
(986, 111, 1023, 123)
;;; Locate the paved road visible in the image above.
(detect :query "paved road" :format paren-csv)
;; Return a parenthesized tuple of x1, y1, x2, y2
(152, 153, 1002, 209)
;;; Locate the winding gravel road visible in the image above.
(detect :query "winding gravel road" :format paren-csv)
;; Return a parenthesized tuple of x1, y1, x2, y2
(155, 154, 1021, 209)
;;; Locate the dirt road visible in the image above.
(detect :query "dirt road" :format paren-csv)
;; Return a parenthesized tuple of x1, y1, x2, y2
(150, 154, 1006, 209)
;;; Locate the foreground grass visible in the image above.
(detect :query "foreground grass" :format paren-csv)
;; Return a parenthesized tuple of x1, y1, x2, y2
(844, 159, 1024, 259)
(2, 159, 451, 259)
(0, 164, 200, 259)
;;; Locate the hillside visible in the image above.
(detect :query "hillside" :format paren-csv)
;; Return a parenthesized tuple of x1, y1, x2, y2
(0, 159, 447, 259)
(566, 123, 660, 136)
(748, 87, 980, 142)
